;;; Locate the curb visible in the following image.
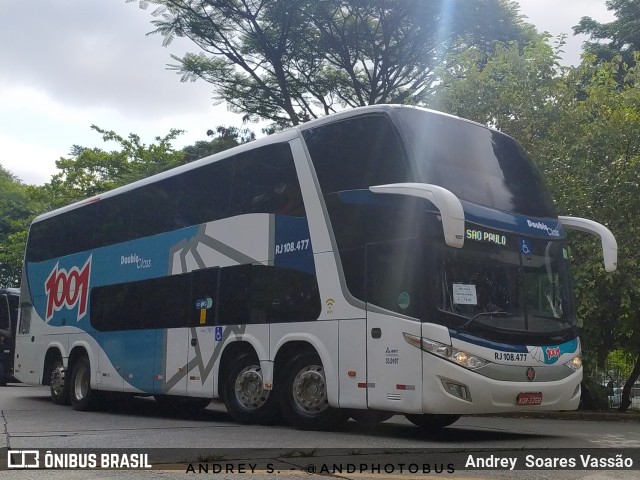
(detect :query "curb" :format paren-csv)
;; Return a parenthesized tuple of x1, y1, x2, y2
(476, 411, 640, 422)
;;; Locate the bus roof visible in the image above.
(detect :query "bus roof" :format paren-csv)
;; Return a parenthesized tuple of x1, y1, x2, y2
(30, 105, 491, 225)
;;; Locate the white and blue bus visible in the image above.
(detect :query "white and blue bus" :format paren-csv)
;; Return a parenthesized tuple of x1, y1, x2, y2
(14, 105, 617, 430)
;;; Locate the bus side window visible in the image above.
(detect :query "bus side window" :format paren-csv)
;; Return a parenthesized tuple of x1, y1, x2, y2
(18, 303, 31, 335)
(228, 144, 304, 217)
(217, 265, 320, 326)
(0, 295, 10, 336)
(175, 159, 233, 226)
(302, 114, 409, 195)
(91, 274, 192, 331)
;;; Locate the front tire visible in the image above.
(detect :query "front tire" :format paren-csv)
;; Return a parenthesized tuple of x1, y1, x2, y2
(405, 413, 460, 430)
(222, 354, 278, 425)
(279, 352, 347, 431)
(69, 356, 96, 411)
(50, 359, 70, 405)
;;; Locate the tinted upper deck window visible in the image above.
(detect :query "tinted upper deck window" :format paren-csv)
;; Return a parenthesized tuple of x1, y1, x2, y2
(394, 109, 556, 217)
(302, 114, 410, 194)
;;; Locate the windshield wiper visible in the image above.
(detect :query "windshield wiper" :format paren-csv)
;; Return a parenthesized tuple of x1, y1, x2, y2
(459, 310, 515, 330)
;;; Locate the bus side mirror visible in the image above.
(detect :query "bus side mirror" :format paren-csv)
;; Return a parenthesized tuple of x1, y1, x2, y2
(558, 216, 618, 272)
(369, 183, 465, 248)
(0, 294, 10, 337)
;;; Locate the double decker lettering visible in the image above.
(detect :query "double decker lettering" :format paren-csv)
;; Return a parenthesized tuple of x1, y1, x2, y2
(45, 256, 92, 322)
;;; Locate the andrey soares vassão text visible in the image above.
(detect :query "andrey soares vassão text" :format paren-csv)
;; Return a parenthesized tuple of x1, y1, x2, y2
(465, 453, 634, 470)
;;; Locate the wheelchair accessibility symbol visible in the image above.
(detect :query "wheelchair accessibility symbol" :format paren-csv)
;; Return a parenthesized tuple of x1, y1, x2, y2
(215, 326, 223, 342)
(521, 239, 532, 255)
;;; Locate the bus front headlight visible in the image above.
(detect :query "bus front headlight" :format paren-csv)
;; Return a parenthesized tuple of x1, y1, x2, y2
(565, 354, 582, 372)
(403, 333, 490, 370)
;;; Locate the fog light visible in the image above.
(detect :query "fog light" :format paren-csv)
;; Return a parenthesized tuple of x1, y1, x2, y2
(441, 379, 472, 402)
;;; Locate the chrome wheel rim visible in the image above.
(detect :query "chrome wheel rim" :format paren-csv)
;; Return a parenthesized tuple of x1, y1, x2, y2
(73, 364, 89, 401)
(234, 365, 268, 411)
(292, 364, 328, 414)
(50, 364, 65, 397)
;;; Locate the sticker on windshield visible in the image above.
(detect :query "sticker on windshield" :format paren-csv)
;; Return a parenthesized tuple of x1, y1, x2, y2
(453, 284, 477, 305)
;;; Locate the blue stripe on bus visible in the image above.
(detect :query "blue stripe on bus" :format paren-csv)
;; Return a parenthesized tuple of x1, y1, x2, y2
(449, 330, 529, 353)
(273, 215, 315, 274)
(94, 329, 165, 393)
(461, 201, 565, 240)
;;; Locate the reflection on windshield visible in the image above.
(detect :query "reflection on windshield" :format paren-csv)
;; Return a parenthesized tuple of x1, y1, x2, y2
(396, 109, 557, 218)
(439, 237, 574, 334)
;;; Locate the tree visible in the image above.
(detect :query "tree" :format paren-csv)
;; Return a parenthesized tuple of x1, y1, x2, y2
(436, 39, 640, 410)
(182, 125, 255, 163)
(33, 125, 186, 211)
(131, 0, 535, 128)
(0, 166, 37, 286)
(574, 0, 640, 65)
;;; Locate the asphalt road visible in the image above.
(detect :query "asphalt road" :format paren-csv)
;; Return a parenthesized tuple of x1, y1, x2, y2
(2, 383, 639, 480)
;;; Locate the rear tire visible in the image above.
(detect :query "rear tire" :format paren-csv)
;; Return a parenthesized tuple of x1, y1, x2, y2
(222, 354, 278, 425)
(50, 359, 70, 405)
(69, 356, 96, 411)
(279, 352, 347, 431)
(405, 413, 460, 430)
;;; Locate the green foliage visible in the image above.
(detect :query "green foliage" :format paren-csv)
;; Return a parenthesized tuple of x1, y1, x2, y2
(0, 166, 34, 286)
(433, 35, 567, 153)
(573, 0, 640, 65)
(606, 348, 635, 381)
(34, 125, 186, 210)
(131, 0, 535, 128)
(182, 126, 256, 163)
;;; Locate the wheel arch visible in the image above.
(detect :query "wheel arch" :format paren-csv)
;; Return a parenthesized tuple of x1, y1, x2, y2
(217, 341, 259, 399)
(42, 345, 65, 386)
(67, 344, 92, 384)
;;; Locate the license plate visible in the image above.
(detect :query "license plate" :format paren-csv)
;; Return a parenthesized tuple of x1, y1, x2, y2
(517, 392, 542, 406)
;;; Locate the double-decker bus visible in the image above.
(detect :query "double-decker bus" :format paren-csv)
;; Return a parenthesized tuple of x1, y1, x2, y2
(1, 287, 20, 386)
(14, 105, 617, 430)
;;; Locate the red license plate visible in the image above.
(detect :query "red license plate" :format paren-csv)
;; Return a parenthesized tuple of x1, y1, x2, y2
(517, 392, 543, 406)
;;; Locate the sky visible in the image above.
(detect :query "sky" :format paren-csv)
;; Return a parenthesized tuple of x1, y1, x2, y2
(0, 0, 615, 185)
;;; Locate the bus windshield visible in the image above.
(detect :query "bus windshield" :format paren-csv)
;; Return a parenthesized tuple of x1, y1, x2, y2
(438, 238, 575, 338)
(394, 109, 557, 218)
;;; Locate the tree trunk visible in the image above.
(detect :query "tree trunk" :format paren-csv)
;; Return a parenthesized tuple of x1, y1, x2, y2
(618, 352, 640, 412)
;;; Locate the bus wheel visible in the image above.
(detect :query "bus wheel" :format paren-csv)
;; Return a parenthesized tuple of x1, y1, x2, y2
(70, 356, 96, 411)
(50, 359, 70, 405)
(404, 413, 460, 430)
(350, 409, 394, 425)
(223, 354, 278, 424)
(279, 353, 347, 431)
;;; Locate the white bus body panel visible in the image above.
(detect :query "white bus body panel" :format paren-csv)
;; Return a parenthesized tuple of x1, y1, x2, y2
(366, 311, 423, 413)
(421, 356, 581, 414)
(337, 318, 367, 408)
